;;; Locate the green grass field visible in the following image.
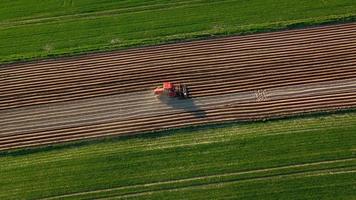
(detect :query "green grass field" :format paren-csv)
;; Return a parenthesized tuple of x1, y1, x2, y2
(0, 0, 355, 63)
(1, 112, 355, 199)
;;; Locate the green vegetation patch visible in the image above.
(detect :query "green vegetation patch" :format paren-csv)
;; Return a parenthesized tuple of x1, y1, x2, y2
(0, 112, 355, 199)
(0, 0, 355, 63)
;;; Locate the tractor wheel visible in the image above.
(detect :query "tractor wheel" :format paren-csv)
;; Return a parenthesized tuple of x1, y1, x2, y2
(182, 84, 189, 98)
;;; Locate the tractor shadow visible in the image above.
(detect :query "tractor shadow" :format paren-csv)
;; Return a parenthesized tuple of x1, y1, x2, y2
(159, 97, 206, 118)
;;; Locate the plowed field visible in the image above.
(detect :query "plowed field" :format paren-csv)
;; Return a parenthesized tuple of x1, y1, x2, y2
(1, 23, 356, 151)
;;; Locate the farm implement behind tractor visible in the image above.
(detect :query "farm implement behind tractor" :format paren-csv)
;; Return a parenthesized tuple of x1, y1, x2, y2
(154, 82, 189, 99)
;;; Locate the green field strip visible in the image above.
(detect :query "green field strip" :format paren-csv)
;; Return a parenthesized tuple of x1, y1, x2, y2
(0, 0, 355, 63)
(0, 112, 355, 199)
(0, 0, 212, 28)
(40, 158, 356, 199)
(118, 170, 356, 200)
(0, 0, 180, 22)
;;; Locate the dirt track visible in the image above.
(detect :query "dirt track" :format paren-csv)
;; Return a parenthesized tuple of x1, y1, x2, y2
(1, 23, 356, 151)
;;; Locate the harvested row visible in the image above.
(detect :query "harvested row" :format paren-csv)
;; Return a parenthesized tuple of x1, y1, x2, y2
(2, 77, 356, 130)
(1, 58, 355, 110)
(2, 78, 356, 127)
(1, 49, 355, 101)
(0, 23, 355, 151)
(2, 41, 354, 93)
(1, 90, 356, 151)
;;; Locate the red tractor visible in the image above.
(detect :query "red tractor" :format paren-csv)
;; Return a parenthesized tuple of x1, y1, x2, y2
(153, 82, 189, 99)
